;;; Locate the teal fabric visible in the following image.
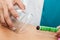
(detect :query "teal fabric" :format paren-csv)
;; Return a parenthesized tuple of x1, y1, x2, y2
(40, 0, 60, 27)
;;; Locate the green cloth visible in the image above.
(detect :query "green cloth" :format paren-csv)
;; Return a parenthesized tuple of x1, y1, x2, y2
(40, 0, 60, 27)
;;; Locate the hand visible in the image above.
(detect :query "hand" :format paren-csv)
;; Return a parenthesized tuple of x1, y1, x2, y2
(56, 26, 60, 37)
(0, 0, 25, 28)
(56, 29, 60, 37)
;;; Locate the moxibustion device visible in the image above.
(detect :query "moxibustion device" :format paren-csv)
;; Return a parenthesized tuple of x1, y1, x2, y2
(36, 26, 59, 32)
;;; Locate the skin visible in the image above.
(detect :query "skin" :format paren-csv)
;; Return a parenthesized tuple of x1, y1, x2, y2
(55, 26, 60, 37)
(0, 0, 25, 28)
(0, 0, 60, 36)
(56, 29, 60, 37)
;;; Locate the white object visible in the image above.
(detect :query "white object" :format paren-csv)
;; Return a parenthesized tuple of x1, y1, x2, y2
(16, 10, 33, 24)
(15, 0, 44, 26)
(10, 0, 44, 31)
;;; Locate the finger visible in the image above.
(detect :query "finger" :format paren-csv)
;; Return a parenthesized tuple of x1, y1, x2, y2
(16, 0, 25, 10)
(1, 1, 15, 28)
(0, 11, 5, 24)
(0, 15, 1, 24)
(3, 0, 18, 18)
(0, 0, 2, 23)
(0, 3, 7, 26)
(8, 6, 19, 18)
(55, 29, 60, 37)
(6, 0, 19, 18)
(0, 13, 7, 27)
(0, 12, 1, 23)
(13, 0, 16, 5)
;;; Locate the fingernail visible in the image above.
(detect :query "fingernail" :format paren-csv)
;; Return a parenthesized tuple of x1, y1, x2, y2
(16, 17, 20, 21)
(15, 15, 19, 19)
(11, 27, 17, 31)
(22, 5, 25, 10)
